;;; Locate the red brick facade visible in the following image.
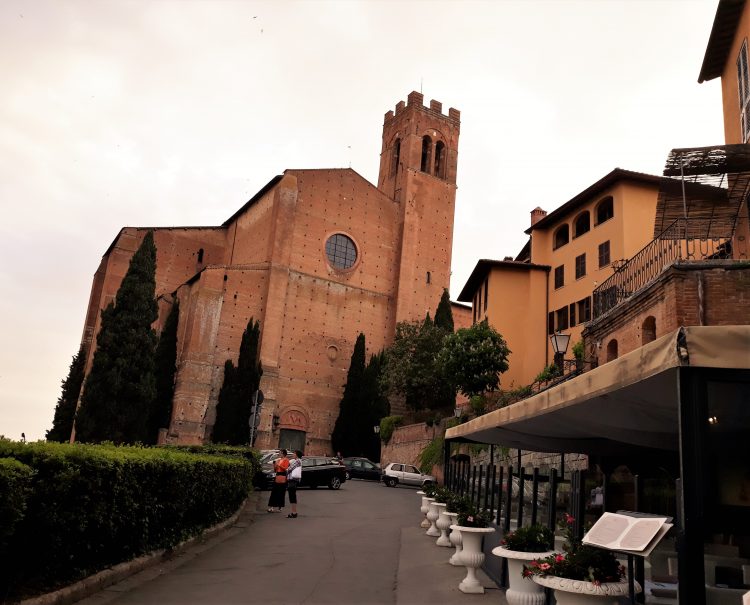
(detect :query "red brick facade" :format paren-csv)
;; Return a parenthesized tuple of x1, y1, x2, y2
(77, 93, 461, 454)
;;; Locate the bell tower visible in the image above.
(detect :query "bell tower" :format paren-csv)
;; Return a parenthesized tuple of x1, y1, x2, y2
(377, 91, 461, 324)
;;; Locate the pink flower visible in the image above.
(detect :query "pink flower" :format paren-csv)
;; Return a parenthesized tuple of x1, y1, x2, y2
(522, 569, 532, 578)
(555, 554, 565, 562)
(565, 514, 575, 525)
(593, 580, 601, 587)
(540, 563, 551, 570)
(467, 516, 474, 523)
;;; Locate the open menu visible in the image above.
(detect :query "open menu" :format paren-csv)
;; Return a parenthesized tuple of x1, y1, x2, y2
(582, 512, 673, 557)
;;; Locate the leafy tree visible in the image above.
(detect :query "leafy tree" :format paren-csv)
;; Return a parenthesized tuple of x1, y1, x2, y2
(212, 318, 263, 445)
(438, 319, 510, 398)
(46, 345, 86, 442)
(74, 231, 159, 444)
(331, 333, 366, 456)
(382, 318, 455, 412)
(433, 288, 454, 333)
(149, 301, 179, 444)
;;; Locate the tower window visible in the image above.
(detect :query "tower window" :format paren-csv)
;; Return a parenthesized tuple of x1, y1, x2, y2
(420, 135, 432, 173)
(595, 197, 614, 225)
(553, 224, 569, 249)
(642, 316, 656, 344)
(606, 339, 618, 362)
(197, 248, 204, 263)
(325, 234, 358, 270)
(574, 211, 590, 238)
(391, 138, 401, 176)
(434, 141, 446, 179)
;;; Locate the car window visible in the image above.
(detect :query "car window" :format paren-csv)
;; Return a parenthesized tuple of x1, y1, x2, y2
(392, 464, 403, 472)
(301, 458, 315, 468)
(363, 462, 373, 469)
(406, 465, 419, 474)
(352, 460, 362, 468)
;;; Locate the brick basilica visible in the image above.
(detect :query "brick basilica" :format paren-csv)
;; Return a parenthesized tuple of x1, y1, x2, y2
(77, 92, 468, 454)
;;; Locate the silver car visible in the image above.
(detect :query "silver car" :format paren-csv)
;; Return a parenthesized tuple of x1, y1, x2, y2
(381, 462, 435, 488)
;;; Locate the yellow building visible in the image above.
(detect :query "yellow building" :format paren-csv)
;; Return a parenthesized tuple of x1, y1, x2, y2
(458, 168, 663, 389)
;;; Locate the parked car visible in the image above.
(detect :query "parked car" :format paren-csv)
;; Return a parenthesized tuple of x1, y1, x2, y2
(381, 462, 435, 488)
(299, 456, 347, 489)
(342, 457, 381, 481)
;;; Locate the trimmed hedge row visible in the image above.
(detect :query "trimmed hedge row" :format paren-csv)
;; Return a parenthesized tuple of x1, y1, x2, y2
(0, 440, 258, 598)
(0, 457, 34, 556)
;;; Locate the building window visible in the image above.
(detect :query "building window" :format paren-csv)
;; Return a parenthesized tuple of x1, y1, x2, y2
(642, 316, 656, 344)
(606, 339, 618, 362)
(548, 312, 555, 335)
(434, 141, 446, 179)
(556, 307, 569, 331)
(598, 241, 611, 268)
(420, 135, 432, 173)
(197, 248, 204, 263)
(738, 40, 750, 142)
(577, 297, 591, 323)
(391, 138, 401, 176)
(426, 271, 431, 284)
(569, 303, 577, 327)
(325, 234, 357, 270)
(575, 254, 586, 279)
(595, 197, 614, 225)
(574, 211, 590, 238)
(553, 224, 570, 249)
(554, 265, 565, 289)
(484, 279, 488, 312)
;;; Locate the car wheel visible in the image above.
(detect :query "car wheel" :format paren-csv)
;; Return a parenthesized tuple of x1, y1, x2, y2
(345, 471, 351, 481)
(386, 477, 397, 488)
(329, 476, 342, 490)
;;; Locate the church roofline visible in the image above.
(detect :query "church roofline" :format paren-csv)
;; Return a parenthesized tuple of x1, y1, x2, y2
(222, 174, 284, 226)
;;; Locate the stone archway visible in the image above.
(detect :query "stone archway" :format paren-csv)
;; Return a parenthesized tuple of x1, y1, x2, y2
(278, 407, 310, 454)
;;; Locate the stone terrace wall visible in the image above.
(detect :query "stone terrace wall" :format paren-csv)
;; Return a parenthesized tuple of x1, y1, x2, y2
(380, 422, 444, 482)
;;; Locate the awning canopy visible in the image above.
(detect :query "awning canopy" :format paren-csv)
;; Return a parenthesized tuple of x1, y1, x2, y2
(445, 326, 750, 455)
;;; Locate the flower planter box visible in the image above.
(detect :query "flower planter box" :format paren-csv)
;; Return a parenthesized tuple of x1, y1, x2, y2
(450, 525, 495, 594)
(492, 546, 555, 605)
(531, 575, 641, 604)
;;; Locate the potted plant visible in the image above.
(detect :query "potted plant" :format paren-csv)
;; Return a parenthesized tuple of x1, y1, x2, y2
(492, 524, 555, 605)
(416, 483, 437, 529)
(432, 487, 453, 547)
(524, 514, 640, 604)
(445, 493, 469, 565)
(572, 340, 585, 371)
(450, 505, 495, 594)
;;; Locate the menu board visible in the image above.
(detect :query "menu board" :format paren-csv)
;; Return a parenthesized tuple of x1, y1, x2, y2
(582, 512, 672, 557)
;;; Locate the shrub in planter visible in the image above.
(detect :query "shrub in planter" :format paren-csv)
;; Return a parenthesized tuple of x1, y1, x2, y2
(501, 524, 554, 553)
(433, 486, 452, 503)
(446, 493, 471, 515)
(457, 505, 491, 528)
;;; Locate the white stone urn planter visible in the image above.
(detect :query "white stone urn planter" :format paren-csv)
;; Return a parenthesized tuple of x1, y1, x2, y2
(491, 546, 555, 605)
(446, 512, 462, 565)
(531, 575, 641, 604)
(434, 503, 452, 547)
(425, 499, 440, 537)
(416, 491, 430, 528)
(450, 524, 495, 594)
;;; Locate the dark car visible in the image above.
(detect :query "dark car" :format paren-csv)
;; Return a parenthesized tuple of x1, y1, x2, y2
(342, 457, 381, 481)
(299, 456, 347, 490)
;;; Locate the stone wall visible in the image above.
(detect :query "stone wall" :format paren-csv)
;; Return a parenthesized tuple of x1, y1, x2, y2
(380, 422, 444, 482)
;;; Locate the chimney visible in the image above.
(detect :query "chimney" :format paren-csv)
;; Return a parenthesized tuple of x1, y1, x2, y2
(530, 207, 547, 227)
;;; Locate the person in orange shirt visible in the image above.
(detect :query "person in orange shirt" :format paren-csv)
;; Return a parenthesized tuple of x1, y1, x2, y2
(267, 449, 290, 513)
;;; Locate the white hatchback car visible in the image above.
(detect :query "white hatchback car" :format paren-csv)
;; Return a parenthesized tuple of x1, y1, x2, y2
(381, 462, 436, 488)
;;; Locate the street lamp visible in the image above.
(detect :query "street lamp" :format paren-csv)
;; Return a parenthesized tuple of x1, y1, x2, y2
(549, 331, 570, 374)
(373, 425, 380, 434)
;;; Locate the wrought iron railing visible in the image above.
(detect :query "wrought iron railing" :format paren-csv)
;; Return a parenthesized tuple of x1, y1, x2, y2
(593, 218, 734, 318)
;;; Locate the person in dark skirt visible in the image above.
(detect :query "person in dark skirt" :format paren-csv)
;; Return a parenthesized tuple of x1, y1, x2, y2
(267, 449, 289, 512)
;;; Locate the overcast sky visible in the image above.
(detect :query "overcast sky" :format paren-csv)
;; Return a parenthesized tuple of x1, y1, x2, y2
(1, 0, 724, 441)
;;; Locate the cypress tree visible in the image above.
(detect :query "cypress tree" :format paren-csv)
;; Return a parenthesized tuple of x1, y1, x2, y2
(46, 346, 86, 442)
(74, 231, 159, 444)
(330, 333, 366, 456)
(434, 289, 454, 333)
(149, 300, 180, 444)
(360, 351, 389, 461)
(212, 318, 262, 445)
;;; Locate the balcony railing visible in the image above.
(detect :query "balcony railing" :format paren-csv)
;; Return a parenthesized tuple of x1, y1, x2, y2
(593, 218, 734, 318)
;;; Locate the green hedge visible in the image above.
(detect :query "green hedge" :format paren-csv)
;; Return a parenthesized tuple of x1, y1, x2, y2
(0, 457, 34, 556)
(0, 439, 254, 598)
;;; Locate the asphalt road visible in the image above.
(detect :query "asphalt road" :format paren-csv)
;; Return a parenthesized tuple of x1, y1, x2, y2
(77, 479, 502, 605)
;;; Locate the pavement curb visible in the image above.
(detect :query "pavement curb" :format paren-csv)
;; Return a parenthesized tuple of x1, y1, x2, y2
(17, 491, 262, 605)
